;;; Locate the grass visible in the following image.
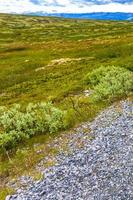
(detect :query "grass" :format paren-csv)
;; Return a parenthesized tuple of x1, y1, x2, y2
(0, 13, 133, 199)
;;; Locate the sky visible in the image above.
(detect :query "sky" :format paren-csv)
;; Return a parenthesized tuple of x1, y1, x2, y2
(0, 0, 133, 14)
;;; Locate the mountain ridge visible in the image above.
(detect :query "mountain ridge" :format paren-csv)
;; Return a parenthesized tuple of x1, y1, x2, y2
(24, 12, 133, 21)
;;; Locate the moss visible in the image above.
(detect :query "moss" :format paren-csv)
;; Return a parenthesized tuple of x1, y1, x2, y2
(0, 187, 14, 200)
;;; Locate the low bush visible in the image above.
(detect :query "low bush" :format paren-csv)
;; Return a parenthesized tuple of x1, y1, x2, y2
(85, 66, 133, 101)
(0, 102, 65, 150)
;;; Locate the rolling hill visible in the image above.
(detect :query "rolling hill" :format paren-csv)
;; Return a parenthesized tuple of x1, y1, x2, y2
(0, 13, 133, 199)
(27, 12, 133, 21)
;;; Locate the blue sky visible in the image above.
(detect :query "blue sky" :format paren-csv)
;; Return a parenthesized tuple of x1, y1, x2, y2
(0, 0, 133, 14)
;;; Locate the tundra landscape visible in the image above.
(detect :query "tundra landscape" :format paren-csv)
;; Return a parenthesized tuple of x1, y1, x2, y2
(0, 14, 133, 199)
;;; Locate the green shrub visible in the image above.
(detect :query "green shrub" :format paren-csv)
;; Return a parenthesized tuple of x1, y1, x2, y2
(0, 131, 29, 150)
(0, 102, 65, 150)
(85, 66, 133, 101)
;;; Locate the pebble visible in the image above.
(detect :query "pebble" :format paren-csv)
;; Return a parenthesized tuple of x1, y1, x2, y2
(5, 196, 11, 200)
(8, 100, 133, 200)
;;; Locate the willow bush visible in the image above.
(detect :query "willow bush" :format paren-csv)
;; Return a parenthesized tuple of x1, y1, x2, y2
(0, 102, 65, 150)
(85, 66, 133, 101)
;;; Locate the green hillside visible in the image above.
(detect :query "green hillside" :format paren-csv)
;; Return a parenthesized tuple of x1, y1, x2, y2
(0, 14, 133, 105)
(0, 14, 133, 199)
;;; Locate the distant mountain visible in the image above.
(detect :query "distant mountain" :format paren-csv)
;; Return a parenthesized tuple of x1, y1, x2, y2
(27, 12, 133, 21)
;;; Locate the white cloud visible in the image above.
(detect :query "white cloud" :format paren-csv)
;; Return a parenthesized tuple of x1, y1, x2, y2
(0, 0, 133, 14)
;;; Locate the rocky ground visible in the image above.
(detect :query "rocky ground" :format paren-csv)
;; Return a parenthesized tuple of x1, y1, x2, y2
(7, 100, 133, 200)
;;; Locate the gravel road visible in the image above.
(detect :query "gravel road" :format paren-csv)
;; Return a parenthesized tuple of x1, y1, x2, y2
(7, 100, 133, 200)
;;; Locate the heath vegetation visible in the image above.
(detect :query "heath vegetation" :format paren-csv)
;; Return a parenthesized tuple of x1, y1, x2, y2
(0, 14, 133, 199)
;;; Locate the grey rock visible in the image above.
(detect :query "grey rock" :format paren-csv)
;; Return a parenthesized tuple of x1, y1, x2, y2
(5, 195, 11, 200)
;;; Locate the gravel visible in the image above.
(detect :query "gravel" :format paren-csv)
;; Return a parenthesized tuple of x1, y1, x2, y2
(8, 100, 133, 200)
